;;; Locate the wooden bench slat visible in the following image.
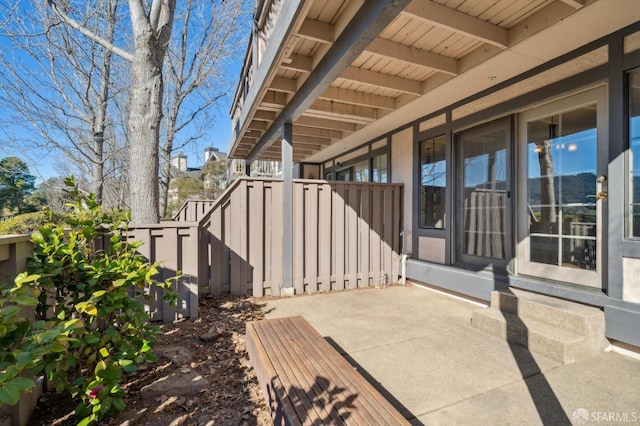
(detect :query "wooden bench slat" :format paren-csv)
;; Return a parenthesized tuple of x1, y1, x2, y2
(256, 321, 325, 424)
(247, 316, 411, 425)
(279, 317, 393, 425)
(258, 319, 338, 424)
(274, 317, 374, 425)
(285, 317, 409, 425)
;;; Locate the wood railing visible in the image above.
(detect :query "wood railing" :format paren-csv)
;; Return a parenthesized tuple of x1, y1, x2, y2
(199, 177, 403, 297)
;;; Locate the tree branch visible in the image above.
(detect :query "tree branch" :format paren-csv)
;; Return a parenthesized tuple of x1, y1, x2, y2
(46, 0, 134, 62)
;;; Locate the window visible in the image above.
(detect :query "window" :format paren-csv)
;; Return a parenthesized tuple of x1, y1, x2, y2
(372, 154, 388, 183)
(630, 70, 640, 237)
(353, 160, 370, 182)
(420, 135, 446, 228)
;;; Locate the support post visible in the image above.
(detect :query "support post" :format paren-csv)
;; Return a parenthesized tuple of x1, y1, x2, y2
(282, 122, 295, 296)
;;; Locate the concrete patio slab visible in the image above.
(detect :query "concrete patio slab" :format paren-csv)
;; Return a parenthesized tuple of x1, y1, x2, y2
(263, 285, 640, 425)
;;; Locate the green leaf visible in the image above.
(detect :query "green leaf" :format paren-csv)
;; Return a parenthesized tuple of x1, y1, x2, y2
(92, 290, 106, 298)
(9, 377, 34, 392)
(12, 296, 38, 306)
(99, 347, 109, 358)
(0, 383, 21, 406)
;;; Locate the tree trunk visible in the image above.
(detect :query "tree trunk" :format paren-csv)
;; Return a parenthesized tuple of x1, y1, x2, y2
(128, 33, 163, 223)
(158, 143, 171, 218)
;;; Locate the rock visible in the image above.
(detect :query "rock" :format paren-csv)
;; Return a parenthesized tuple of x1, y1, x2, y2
(141, 371, 209, 401)
(155, 345, 193, 365)
(199, 326, 229, 342)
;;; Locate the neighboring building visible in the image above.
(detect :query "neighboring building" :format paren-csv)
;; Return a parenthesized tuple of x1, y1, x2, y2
(167, 147, 228, 216)
(227, 0, 640, 350)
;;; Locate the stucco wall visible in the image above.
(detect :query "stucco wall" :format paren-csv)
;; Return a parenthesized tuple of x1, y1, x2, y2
(391, 127, 413, 255)
(622, 257, 640, 303)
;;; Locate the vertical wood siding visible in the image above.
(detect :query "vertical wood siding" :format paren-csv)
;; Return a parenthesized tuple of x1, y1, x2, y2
(203, 178, 403, 297)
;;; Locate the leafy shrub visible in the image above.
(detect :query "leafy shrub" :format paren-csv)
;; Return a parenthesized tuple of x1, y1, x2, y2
(0, 210, 67, 235)
(0, 177, 177, 425)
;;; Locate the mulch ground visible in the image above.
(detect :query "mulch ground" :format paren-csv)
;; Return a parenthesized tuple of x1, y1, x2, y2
(29, 296, 273, 426)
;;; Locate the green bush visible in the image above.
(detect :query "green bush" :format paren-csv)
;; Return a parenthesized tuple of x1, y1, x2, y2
(0, 177, 177, 425)
(0, 210, 67, 235)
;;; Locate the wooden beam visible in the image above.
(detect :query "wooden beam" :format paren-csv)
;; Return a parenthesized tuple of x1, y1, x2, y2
(308, 99, 379, 121)
(292, 125, 343, 139)
(295, 116, 361, 132)
(290, 134, 332, 146)
(281, 54, 312, 72)
(340, 66, 423, 95)
(248, 120, 269, 131)
(244, 130, 262, 139)
(402, 0, 508, 49)
(253, 110, 277, 121)
(365, 38, 458, 75)
(260, 90, 287, 108)
(558, 0, 585, 8)
(320, 86, 396, 110)
(270, 76, 297, 93)
(296, 18, 334, 43)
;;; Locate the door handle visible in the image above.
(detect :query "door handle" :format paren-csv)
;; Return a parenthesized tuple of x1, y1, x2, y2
(586, 191, 607, 200)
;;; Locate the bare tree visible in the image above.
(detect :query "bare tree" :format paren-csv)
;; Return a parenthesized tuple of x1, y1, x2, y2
(157, 0, 246, 217)
(0, 0, 126, 205)
(36, 0, 177, 223)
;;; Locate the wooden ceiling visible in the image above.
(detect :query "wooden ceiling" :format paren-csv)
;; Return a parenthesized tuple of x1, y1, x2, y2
(230, 0, 592, 162)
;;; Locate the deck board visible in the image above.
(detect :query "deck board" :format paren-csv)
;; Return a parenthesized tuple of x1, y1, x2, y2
(246, 316, 410, 425)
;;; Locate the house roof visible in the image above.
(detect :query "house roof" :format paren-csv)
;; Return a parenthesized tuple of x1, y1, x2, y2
(229, 0, 639, 164)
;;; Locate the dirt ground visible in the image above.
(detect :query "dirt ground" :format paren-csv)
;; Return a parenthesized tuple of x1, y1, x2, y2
(30, 296, 273, 426)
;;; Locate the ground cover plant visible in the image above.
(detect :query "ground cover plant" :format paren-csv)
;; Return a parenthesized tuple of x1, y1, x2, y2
(0, 177, 176, 425)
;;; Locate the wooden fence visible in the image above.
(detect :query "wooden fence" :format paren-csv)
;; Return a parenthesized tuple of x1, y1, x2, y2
(199, 177, 403, 297)
(172, 200, 216, 222)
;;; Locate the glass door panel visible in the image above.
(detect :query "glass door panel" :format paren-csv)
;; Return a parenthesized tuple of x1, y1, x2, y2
(518, 87, 607, 288)
(456, 118, 511, 268)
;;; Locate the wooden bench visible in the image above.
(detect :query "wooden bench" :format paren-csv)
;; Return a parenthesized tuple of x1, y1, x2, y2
(246, 316, 410, 425)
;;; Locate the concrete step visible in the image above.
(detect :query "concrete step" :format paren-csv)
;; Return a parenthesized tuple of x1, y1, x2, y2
(490, 289, 605, 337)
(472, 289, 609, 364)
(472, 308, 590, 364)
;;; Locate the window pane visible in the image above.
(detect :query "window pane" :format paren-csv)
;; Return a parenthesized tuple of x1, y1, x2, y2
(420, 135, 446, 228)
(372, 154, 388, 183)
(353, 160, 370, 182)
(630, 71, 640, 237)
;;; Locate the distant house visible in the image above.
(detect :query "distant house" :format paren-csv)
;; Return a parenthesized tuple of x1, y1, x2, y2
(167, 147, 228, 215)
(226, 0, 640, 350)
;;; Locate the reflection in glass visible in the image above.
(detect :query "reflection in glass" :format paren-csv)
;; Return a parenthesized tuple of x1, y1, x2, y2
(629, 71, 640, 237)
(526, 105, 597, 270)
(420, 135, 446, 228)
(372, 154, 388, 183)
(458, 124, 508, 259)
(353, 160, 369, 182)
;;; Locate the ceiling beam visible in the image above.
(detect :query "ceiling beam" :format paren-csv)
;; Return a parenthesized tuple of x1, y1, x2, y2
(293, 125, 344, 139)
(296, 18, 334, 43)
(295, 116, 362, 132)
(269, 76, 297, 93)
(246, 0, 413, 163)
(402, 0, 508, 49)
(281, 54, 312, 72)
(307, 99, 379, 121)
(319, 86, 396, 110)
(558, 0, 585, 8)
(260, 90, 287, 108)
(248, 120, 269, 131)
(340, 66, 423, 95)
(253, 110, 277, 121)
(364, 38, 458, 75)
